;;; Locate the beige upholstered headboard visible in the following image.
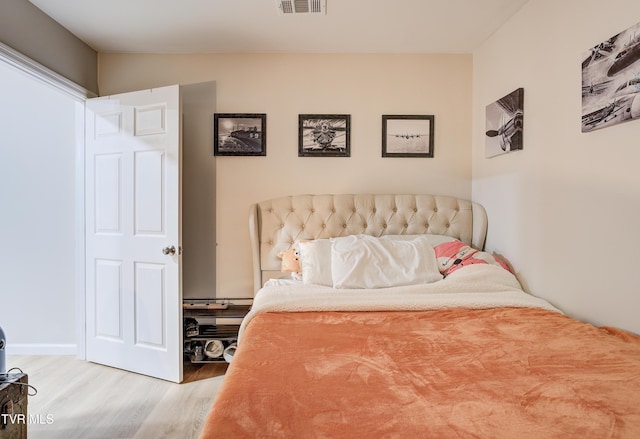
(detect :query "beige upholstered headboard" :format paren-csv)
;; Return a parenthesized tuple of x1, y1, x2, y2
(249, 194, 487, 292)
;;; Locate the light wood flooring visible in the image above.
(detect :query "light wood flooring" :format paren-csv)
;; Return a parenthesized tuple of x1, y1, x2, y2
(5, 355, 228, 439)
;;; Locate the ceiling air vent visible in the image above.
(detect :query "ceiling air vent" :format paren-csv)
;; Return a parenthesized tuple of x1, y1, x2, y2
(277, 0, 326, 15)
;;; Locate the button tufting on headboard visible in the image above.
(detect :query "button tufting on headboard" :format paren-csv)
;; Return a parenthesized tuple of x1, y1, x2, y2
(249, 194, 487, 292)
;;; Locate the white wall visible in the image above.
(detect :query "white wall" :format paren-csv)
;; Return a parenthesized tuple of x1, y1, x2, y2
(0, 59, 79, 354)
(98, 52, 473, 296)
(473, 0, 640, 334)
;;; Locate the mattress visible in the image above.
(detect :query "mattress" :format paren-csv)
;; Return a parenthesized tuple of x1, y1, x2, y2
(199, 264, 640, 438)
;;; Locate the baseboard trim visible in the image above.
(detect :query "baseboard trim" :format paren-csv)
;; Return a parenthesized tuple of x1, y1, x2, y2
(7, 344, 77, 356)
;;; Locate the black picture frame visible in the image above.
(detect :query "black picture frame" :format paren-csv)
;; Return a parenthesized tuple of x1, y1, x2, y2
(382, 115, 435, 158)
(214, 113, 266, 156)
(298, 114, 350, 157)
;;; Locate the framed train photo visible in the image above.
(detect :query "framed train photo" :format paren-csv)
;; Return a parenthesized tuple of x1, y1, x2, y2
(214, 113, 266, 156)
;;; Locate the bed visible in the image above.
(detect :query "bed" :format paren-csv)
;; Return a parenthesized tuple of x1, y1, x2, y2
(199, 194, 640, 439)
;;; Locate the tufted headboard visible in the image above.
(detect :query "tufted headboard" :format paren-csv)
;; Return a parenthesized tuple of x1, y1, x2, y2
(249, 194, 488, 292)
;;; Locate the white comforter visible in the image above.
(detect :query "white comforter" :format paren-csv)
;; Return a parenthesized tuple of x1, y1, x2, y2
(239, 265, 561, 341)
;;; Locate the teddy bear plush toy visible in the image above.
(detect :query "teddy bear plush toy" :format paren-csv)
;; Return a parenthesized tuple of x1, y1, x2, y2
(277, 247, 302, 280)
(434, 240, 511, 277)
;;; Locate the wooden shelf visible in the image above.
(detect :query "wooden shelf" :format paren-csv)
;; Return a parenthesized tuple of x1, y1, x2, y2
(183, 298, 252, 364)
(184, 304, 251, 319)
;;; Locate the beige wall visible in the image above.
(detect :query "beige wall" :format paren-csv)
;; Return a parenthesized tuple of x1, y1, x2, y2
(181, 81, 217, 299)
(473, 0, 640, 334)
(98, 52, 473, 296)
(0, 0, 97, 93)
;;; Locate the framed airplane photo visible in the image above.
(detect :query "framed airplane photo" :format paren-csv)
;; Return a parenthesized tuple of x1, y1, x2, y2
(382, 115, 434, 158)
(298, 114, 350, 157)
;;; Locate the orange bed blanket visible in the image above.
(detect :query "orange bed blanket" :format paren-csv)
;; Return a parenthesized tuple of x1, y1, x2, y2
(199, 307, 640, 438)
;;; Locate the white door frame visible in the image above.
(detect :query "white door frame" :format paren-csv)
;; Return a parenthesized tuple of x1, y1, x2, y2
(75, 100, 87, 360)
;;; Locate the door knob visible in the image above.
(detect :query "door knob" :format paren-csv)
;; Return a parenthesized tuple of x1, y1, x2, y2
(162, 245, 176, 256)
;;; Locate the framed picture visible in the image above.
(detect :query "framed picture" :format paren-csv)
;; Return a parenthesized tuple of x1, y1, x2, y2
(214, 113, 266, 156)
(298, 114, 350, 157)
(485, 88, 524, 158)
(382, 115, 434, 158)
(581, 20, 640, 132)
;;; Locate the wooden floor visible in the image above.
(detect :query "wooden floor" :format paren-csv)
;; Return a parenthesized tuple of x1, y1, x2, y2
(6, 355, 228, 439)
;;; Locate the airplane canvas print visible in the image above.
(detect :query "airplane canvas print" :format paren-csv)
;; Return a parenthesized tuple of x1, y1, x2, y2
(485, 88, 524, 158)
(582, 20, 640, 132)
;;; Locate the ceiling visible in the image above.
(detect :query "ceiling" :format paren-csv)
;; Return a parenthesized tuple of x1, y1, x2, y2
(29, 0, 529, 54)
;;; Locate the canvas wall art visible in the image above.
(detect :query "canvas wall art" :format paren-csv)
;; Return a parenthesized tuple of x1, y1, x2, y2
(485, 88, 524, 158)
(582, 20, 640, 132)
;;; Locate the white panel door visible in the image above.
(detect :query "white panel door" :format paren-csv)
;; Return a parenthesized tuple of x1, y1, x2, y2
(85, 85, 182, 383)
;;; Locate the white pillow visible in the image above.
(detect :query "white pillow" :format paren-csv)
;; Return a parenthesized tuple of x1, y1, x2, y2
(383, 234, 457, 247)
(298, 239, 333, 286)
(330, 234, 442, 289)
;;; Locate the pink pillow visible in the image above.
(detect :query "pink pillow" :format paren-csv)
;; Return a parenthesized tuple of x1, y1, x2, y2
(434, 240, 511, 277)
